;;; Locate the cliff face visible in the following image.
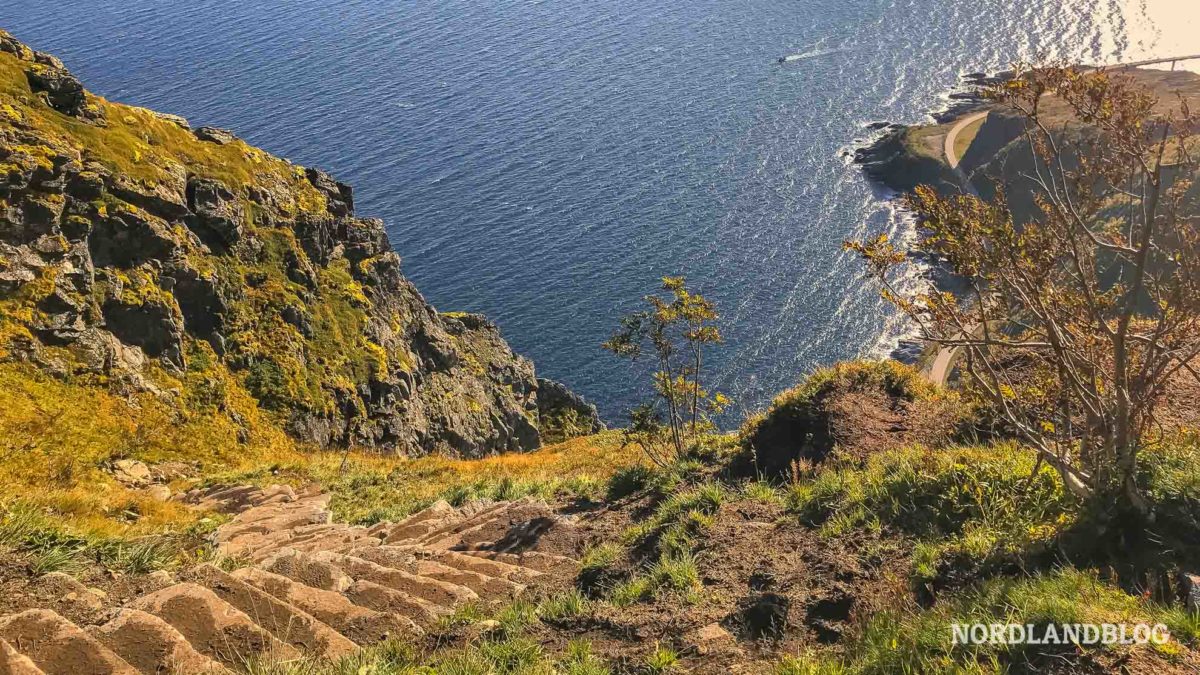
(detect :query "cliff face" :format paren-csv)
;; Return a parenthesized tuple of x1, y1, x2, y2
(0, 30, 598, 456)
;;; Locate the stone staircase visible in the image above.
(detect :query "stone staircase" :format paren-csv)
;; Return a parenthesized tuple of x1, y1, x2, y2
(0, 485, 578, 674)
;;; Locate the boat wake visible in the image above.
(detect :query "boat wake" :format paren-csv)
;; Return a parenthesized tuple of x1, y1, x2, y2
(778, 47, 846, 63)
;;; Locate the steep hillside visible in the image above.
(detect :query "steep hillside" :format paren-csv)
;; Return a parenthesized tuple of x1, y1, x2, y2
(0, 30, 600, 458)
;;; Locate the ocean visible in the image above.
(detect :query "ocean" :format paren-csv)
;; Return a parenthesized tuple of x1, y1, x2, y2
(2, 0, 1195, 422)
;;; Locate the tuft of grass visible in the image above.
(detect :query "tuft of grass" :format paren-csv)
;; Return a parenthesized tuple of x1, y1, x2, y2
(109, 538, 179, 574)
(537, 589, 590, 622)
(610, 576, 654, 607)
(774, 654, 850, 675)
(30, 545, 85, 575)
(475, 636, 547, 674)
(559, 640, 610, 675)
(742, 480, 785, 506)
(622, 481, 726, 550)
(648, 552, 701, 593)
(494, 599, 539, 637)
(644, 643, 679, 673)
(430, 602, 488, 637)
(579, 542, 625, 574)
(606, 464, 655, 500)
(608, 552, 700, 607)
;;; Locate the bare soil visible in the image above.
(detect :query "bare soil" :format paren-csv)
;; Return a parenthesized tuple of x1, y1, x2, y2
(527, 496, 913, 673)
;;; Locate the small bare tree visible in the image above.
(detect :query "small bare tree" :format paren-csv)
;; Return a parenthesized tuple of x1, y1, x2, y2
(848, 66, 1200, 522)
(604, 276, 728, 466)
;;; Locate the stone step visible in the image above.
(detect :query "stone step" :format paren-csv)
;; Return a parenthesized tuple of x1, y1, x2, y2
(127, 583, 300, 669)
(351, 547, 524, 600)
(221, 523, 347, 561)
(455, 549, 578, 574)
(478, 518, 566, 554)
(220, 506, 332, 535)
(186, 485, 257, 509)
(234, 495, 331, 523)
(310, 551, 478, 608)
(231, 568, 420, 645)
(458, 499, 506, 519)
(410, 498, 531, 547)
(185, 565, 357, 661)
(342, 581, 448, 625)
(428, 549, 542, 582)
(397, 500, 457, 528)
(427, 500, 564, 551)
(382, 516, 455, 545)
(0, 637, 45, 675)
(0, 609, 138, 675)
(89, 609, 228, 674)
(187, 485, 299, 514)
(259, 549, 353, 592)
(285, 529, 379, 556)
(218, 530, 297, 560)
(244, 485, 301, 508)
(412, 560, 524, 600)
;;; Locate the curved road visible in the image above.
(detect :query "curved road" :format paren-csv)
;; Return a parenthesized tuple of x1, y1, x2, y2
(924, 55, 1200, 386)
(925, 109, 989, 385)
(943, 110, 989, 172)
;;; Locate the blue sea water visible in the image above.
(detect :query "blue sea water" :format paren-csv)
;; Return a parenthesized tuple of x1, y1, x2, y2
(1, 1, 1193, 421)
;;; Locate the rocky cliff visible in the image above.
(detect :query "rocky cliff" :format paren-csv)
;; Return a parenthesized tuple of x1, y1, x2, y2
(0, 30, 598, 456)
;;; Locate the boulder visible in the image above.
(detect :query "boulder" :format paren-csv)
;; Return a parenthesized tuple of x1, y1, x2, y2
(685, 622, 740, 656)
(1181, 572, 1200, 613)
(151, 111, 191, 130)
(62, 588, 107, 612)
(536, 377, 604, 442)
(304, 168, 354, 217)
(25, 66, 89, 118)
(193, 127, 238, 145)
(100, 295, 185, 373)
(111, 459, 152, 487)
(143, 485, 172, 502)
(186, 176, 244, 247)
(107, 164, 189, 220)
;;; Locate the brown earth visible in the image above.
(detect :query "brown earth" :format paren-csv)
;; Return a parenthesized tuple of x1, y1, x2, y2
(523, 494, 913, 673)
(745, 372, 964, 477)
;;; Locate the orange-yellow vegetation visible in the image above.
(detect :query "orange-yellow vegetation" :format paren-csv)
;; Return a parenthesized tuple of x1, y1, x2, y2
(0, 355, 634, 542)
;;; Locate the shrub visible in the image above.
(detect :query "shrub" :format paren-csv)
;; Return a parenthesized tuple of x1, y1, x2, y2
(742, 360, 960, 476)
